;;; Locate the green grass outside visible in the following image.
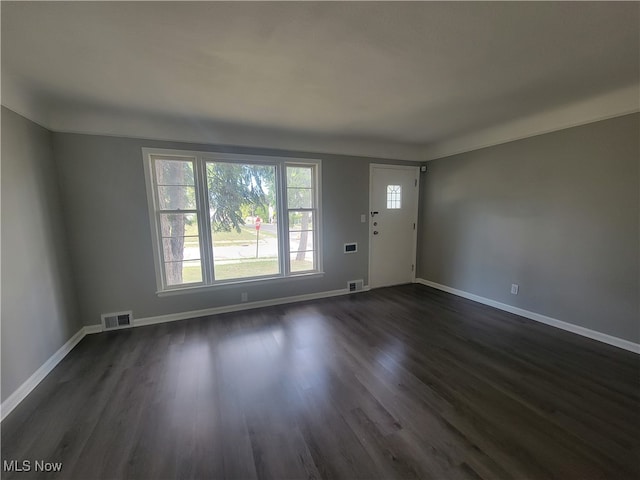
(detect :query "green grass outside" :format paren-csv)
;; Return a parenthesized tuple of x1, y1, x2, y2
(184, 223, 276, 242)
(182, 259, 313, 282)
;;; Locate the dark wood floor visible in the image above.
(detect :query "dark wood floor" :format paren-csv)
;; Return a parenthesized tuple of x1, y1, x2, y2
(2, 284, 639, 479)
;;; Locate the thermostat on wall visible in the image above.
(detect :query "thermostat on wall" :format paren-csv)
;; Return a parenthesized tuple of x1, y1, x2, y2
(344, 243, 357, 253)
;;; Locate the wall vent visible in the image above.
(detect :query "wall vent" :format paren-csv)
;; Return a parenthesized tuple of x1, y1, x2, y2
(101, 310, 133, 331)
(347, 279, 364, 292)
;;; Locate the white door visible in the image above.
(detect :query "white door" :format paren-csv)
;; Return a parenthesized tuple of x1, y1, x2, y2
(369, 164, 419, 288)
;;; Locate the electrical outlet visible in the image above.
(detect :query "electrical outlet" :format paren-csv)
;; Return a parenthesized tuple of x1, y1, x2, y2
(241, 292, 248, 302)
(511, 284, 519, 295)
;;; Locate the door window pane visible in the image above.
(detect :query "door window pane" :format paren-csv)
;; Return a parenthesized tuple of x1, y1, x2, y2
(387, 185, 401, 209)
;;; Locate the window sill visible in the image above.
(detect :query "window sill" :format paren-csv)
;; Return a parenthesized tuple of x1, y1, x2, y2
(156, 271, 325, 297)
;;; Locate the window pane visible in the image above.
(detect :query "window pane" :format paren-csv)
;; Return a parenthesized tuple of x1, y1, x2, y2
(286, 166, 312, 188)
(162, 237, 200, 261)
(165, 259, 202, 285)
(289, 231, 314, 254)
(160, 213, 198, 236)
(159, 205, 200, 287)
(211, 223, 280, 280)
(288, 208, 315, 272)
(214, 257, 280, 281)
(290, 252, 315, 272)
(387, 185, 401, 209)
(287, 188, 312, 209)
(208, 162, 279, 281)
(288, 211, 314, 231)
(158, 186, 196, 210)
(155, 159, 195, 185)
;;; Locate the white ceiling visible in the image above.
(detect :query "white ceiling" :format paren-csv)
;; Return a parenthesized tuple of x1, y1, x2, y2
(2, 1, 638, 160)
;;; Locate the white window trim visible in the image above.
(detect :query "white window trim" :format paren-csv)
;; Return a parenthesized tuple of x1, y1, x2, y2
(142, 148, 323, 294)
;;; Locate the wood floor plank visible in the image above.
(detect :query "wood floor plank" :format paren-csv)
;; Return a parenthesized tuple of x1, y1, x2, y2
(2, 284, 638, 479)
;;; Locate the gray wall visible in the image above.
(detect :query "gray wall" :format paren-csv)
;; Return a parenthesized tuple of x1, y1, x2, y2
(418, 113, 639, 343)
(52, 133, 410, 326)
(1, 108, 81, 402)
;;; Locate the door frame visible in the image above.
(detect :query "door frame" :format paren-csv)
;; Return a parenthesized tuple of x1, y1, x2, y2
(368, 163, 420, 289)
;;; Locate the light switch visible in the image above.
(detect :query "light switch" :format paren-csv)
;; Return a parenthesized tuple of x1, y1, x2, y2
(360, 214, 366, 223)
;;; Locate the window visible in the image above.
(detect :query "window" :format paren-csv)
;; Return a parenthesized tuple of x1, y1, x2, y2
(154, 157, 203, 286)
(387, 185, 402, 209)
(287, 165, 317, 272)
(207, 162, 280, 281)
(143, 149, 322, 292)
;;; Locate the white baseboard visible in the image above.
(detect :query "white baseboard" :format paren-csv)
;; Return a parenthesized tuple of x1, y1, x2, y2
(1, 325, 95, 421)
(134, 286, 370, 328)
(415, 278, 639, 354)
(84, 324, 103, 334)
